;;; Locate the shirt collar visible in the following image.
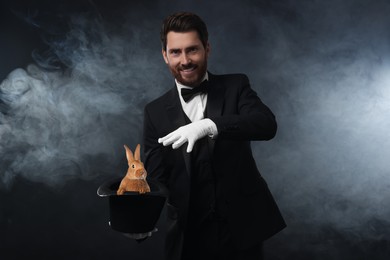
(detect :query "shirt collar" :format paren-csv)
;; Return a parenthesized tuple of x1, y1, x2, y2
(175, 72, 209, 91)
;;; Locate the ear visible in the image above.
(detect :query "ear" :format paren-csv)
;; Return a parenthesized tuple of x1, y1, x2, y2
(134, 144, 141, 161)
(162, 49, 169, 64)
(205, 42, 211, 58)
(124, 144, 134, 163)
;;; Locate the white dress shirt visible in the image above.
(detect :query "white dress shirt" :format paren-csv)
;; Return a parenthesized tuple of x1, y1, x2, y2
(176, 73, 208, 122)
(175, 72, 218, 137)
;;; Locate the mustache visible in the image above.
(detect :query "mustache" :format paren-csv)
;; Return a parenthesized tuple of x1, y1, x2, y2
(179, 63, 197, 70)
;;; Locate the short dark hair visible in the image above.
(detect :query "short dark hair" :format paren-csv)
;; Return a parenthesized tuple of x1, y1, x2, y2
(160, 12, 208, 51)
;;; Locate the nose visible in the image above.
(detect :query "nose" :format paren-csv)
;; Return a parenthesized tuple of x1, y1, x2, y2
(180, 53, 191, 65)
(136, 169, 147, 178)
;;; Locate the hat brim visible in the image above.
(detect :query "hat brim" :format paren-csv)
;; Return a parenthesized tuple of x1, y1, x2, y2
(97, 177, 167, 233)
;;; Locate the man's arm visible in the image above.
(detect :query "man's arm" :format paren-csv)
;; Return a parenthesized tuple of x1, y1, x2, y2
(210, 74, 277, 141)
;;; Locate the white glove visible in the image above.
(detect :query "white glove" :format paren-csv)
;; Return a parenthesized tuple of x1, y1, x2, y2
(158, 118, 217, 153)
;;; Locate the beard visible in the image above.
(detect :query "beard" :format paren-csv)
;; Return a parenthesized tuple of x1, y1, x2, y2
(169, 59, 208, 87)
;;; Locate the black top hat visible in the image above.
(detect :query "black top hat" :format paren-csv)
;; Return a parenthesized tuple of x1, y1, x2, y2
(97, 177, 167, 233)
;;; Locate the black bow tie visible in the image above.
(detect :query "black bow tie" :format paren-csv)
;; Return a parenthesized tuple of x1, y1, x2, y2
(180, 80, 209, 102)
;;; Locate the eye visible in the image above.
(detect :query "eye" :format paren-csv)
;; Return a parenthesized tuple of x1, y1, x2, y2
(132, 164, 135, 169)
(170, 49, 180, 56)
(189, 47, 198, 53)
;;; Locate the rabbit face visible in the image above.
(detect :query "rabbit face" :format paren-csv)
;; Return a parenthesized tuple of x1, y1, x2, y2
(117, 144, 151, 195)
(127, 161, 147, 180)
(123, 144, 148, 179)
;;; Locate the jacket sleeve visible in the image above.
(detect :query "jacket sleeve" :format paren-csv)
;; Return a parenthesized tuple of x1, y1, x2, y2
(210, 74, 277, 141)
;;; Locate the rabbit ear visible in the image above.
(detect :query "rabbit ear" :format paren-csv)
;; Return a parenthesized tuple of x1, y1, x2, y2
(134, 144, 141, 161)
(124, 144, 134, 163)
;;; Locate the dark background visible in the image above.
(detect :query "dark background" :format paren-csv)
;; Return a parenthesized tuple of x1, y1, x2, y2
(1, 0, 389, 259)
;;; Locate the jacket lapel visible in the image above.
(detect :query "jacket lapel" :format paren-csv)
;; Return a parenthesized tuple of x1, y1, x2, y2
(163, 74, 225, 176)
(165, 86, 192, 177)
(206, 73, 225, 153)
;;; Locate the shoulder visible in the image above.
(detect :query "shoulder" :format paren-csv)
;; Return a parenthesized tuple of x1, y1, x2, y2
(209, 73, 251, 95)
(209, 72, 249, 86)
(144, 87, 175, 112)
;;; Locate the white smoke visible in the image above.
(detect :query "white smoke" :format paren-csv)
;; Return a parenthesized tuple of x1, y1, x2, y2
(244, 0, 390, 256)
(0, 13, 163, 189)
(1, 1, 389, 258)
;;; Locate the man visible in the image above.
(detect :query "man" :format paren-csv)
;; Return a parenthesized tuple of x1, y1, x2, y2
(143, 12, 286, 260)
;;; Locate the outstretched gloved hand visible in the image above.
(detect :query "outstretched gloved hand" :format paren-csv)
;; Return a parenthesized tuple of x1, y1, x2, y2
(158, 118, 217, 153)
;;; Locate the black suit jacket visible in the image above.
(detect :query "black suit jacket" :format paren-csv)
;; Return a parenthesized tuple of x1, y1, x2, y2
(143, 72, 286, 259)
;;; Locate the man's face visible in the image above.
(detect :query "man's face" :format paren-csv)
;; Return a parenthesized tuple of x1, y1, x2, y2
(162, 30, 210, 87)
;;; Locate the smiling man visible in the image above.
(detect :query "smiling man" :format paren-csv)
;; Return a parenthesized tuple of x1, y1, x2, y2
(143, 12, 286, 260)
(162, 30, 209, 87)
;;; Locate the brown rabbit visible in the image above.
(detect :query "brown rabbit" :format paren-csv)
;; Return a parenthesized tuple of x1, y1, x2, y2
(117, 144, 150, 195)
